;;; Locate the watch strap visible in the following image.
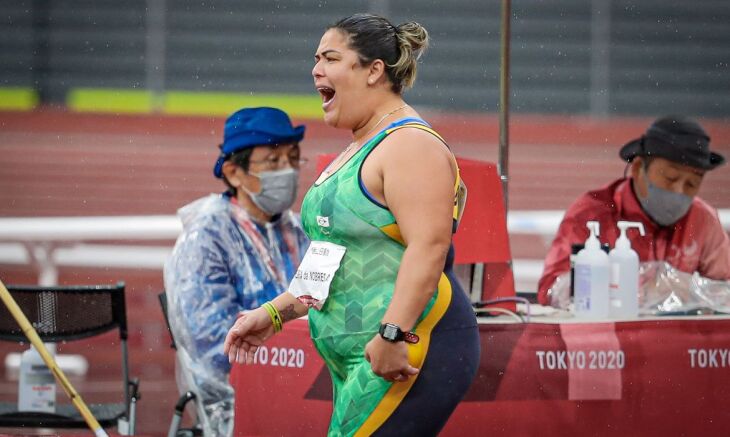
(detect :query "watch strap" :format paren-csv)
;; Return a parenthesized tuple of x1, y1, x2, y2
(379, 323, 420, 344)
(402, 331, 420, 344)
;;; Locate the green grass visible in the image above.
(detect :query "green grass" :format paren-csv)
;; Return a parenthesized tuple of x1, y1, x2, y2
(164, 91, 323, 119)
(0, 87, 39, 111)
(67, 88, 156, 113)
(65, 88, 323, 119)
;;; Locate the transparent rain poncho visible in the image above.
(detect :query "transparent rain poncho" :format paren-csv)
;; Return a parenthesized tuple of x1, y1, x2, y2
(548, 261, 730, 316)
(164, 194, 307, 436)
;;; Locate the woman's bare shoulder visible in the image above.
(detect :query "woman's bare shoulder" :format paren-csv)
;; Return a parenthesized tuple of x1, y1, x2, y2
(377, 125, 452, 163)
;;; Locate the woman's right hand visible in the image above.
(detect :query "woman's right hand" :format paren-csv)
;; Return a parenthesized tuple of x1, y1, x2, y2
(224, 307, 275, 365)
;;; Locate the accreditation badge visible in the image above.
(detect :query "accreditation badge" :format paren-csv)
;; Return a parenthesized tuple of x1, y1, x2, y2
(288, 240, 346, 310)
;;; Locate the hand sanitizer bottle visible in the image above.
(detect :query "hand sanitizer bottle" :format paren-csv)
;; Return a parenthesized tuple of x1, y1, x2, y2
(18, 343, 56, 413)
(609, 221, 645, 318)
(573, 221, 610, 318)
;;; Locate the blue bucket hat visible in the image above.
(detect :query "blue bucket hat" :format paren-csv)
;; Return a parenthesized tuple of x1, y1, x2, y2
(213, 107, 306, 178)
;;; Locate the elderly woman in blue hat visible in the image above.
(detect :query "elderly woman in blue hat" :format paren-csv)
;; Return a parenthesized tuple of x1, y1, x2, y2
(164, 107, 309, 436)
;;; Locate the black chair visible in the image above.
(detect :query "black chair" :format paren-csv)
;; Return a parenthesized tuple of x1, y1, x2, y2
(158, 291, 201, 437)
(0, 282, 139, 434)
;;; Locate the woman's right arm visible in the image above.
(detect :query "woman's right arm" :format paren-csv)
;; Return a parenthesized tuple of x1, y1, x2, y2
(224, 292, 309, 364)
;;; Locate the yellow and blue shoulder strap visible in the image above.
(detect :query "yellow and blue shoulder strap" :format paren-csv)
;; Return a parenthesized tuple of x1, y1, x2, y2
(384, 120, 467, 233)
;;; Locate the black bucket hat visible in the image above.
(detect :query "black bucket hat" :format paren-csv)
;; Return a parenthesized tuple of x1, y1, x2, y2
(619, 115, 725, 170)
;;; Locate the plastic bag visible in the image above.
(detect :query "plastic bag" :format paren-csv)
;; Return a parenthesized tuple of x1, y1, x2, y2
(640, 261, 730, 315)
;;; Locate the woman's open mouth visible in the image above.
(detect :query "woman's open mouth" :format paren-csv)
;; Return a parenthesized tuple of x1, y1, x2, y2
(317, 86, 336, 110)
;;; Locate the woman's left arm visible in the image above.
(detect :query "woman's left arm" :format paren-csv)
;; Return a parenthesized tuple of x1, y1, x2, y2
(363, 128, 457, 382)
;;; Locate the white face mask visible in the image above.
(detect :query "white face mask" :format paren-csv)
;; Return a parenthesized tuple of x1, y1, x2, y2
(244, 168, 299, 215)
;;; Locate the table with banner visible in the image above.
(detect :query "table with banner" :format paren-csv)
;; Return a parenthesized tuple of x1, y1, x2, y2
(231, 316, 730, 436)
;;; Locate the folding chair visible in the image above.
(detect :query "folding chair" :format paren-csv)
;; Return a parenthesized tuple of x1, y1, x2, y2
(0, 282, 139, 434)
(158, 291, 202, 437)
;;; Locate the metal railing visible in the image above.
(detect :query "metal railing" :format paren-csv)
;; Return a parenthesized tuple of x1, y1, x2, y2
(1, 211, 728, 287)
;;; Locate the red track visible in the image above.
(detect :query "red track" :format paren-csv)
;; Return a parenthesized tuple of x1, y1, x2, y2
(2, 109, 729, 217)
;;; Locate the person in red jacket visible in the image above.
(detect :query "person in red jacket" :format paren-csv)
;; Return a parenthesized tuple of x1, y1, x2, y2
(538, 115, 730, 306)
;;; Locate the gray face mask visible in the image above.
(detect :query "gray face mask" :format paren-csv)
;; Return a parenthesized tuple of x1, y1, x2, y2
(638, 181, 693, 226)
(245, 168, 299, 215)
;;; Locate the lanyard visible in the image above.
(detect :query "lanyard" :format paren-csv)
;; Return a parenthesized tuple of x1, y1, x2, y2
(229, 197, 299, 287)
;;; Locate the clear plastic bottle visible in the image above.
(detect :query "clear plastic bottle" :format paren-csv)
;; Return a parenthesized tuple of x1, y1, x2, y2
(18, 343, 56, 413)
(609, 221, 645, 318)
(573, 221, 610, 318)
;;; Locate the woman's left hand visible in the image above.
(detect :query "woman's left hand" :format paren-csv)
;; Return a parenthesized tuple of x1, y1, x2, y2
(364, 335, 419, 383)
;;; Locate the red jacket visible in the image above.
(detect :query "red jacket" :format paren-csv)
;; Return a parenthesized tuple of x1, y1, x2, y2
(537, 178, 730, 305)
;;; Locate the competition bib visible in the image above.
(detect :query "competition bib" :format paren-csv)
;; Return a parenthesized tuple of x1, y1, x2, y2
(288, 241, 346, 310)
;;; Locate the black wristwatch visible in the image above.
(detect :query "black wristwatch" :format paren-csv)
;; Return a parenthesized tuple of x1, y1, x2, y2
(379, 323, 420, 344)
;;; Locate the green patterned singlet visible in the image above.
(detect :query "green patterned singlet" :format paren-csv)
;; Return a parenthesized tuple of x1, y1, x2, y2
(300, 120, 463, 436)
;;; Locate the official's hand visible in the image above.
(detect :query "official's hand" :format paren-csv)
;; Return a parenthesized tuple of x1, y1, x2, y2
(548, 272, 571, 310)
(224, 307, 275, 365)
(364, 335, 419, 383)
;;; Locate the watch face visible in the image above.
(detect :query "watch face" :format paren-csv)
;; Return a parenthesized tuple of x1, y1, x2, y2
(383, 324, 399, 340)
